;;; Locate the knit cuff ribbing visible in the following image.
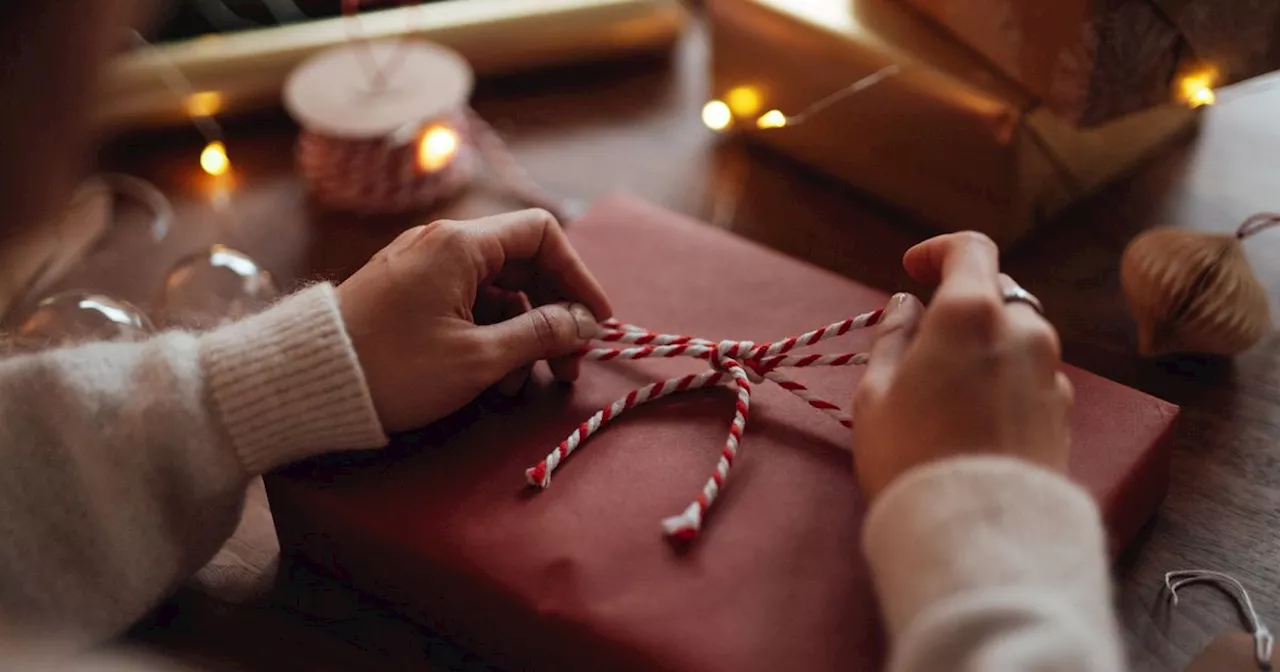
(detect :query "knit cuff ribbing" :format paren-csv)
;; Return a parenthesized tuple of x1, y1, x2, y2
(862, 456, 1111, 640)
(199, 283, 388, 475)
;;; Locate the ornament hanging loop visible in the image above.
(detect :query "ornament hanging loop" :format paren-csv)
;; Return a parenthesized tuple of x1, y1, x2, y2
(1166, 569, 1274, 670)
(1238, 213, 1280, 240)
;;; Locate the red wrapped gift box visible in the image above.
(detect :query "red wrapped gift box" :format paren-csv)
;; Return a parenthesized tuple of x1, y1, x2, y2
(267, 195, 1178, 671)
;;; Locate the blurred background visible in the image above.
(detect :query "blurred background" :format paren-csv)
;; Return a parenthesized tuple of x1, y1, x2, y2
(150, 0, 415, 40)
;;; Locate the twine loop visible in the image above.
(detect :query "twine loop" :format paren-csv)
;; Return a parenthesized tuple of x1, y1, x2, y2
(710, 339, 769, 383)
(524, 308, 885, 542)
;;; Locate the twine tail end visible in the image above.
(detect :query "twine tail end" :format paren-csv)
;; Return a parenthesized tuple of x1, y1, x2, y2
(661, 506, 703, 542)
(525, 463, 551, 488)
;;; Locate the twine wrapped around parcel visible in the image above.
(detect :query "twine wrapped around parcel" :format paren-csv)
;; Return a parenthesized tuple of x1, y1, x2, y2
(524, 309, 885, 541)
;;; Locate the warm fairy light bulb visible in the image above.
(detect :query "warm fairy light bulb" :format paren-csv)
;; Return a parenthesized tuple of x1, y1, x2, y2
(725, 85, 762, 117)
(1179, 70, 1218, 108)
(701, 100, 733, 132)
(185, 91, 223, 118)
(1189, 85, 1216, 107)
(417, 125, 460, 173)
(756, 109, 787, 129)
(200, 141, 230, 177)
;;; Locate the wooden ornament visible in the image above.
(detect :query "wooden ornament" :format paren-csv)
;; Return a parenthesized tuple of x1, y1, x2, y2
(1120, 214, 1279, 357)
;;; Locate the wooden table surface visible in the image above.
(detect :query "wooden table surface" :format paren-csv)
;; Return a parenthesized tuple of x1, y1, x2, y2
(95, 19, 1280, 672)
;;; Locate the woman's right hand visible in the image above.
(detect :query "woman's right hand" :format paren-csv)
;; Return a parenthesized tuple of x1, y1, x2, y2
(337, 209, 611, 434)
(851, 232, 1074, 500)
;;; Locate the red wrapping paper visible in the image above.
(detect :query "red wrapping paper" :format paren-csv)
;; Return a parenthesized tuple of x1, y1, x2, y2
(267, 195, 1178, 671)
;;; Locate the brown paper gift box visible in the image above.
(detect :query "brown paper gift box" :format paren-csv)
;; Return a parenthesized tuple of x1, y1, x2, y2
(707, 0, 1199, 245)
(267, 195, 1179, 671)
(897, 0, 1280, 126)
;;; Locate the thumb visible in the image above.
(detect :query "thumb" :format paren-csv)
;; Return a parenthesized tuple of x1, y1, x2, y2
(859, 293, 925, 394)
(483, 302, 599, 372)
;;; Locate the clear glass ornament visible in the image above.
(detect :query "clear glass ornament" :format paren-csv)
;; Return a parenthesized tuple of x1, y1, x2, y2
(156, 245, 279, 328)
(12, 292, 153, 349)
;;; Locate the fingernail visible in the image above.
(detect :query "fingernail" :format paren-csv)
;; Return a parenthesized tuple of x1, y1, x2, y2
(884, 293, 908, 318)
(568, 303, 598, 339)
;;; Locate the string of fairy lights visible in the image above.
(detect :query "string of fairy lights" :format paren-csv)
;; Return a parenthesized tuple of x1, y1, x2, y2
(700, 65, 1221, 134)
(135, 16, 1223, 194)
(700, 65, 903, 133)
(128, 31, 235, 181)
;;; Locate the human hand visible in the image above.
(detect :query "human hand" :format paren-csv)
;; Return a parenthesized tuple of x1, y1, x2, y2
(851, 232, 1073, 500)
(336, 209, 612, 433)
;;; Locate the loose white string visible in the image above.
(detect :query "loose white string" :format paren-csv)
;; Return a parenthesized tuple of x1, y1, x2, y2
(1166, 569, 1274, 669)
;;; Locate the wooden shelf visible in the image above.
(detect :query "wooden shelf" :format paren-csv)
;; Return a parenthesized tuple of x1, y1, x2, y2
(98, 0, 688, 131)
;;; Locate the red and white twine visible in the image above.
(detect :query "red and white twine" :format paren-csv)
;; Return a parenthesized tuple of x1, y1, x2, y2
(297, 105, 576, 218)
(297, 109, 476, 214)
(525, 309, 885, 541)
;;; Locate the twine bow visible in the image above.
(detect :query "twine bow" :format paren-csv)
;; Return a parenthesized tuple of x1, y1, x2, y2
(524, 308, 885, 541)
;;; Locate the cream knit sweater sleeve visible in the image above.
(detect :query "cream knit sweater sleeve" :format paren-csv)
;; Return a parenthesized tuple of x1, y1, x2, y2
(863, 456, 1127, 672)
(0, 283, 387, 645)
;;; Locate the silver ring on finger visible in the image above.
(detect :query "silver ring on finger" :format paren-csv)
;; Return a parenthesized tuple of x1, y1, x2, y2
(1002, 284, 1044, 316)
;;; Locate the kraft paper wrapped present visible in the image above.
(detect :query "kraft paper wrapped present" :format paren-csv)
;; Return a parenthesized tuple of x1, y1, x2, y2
(897, 0, 1280, 126)
(706, 0, 1200, 245)
(266, 195, 1179, 671)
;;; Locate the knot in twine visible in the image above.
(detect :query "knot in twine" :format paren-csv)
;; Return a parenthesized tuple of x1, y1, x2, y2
(524, 308, 885, 542)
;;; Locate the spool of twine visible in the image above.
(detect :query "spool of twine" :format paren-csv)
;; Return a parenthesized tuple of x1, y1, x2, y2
(295, 106, 476, 214)
(284, 40, 479, 214)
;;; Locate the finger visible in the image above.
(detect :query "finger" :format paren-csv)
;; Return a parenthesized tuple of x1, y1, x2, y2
(906, 233, 1005, 342)
(903, 232, 1002, 301)
(496, 365, 534, 396)
(482, 281, 580, 383)
(548, 353, 581, 383)
(996, 273, 1045, 320)
(481, 302, 599, 375)
(1056, 371, 1075, 411)
(484, 283, 580, 382)
(387, 224, 428, 252)
(465, 209, 613, 321)
(474, 287, 528, 326)
(489, 291, 535, 395)
(858, 293, 925, 395)
(998, 274, 1061, 362)
(1053, 370, 1075, 471)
